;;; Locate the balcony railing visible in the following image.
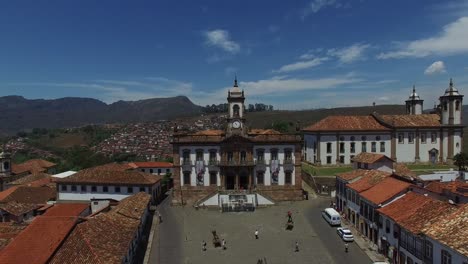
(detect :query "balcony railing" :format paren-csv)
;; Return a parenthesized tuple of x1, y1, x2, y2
(207, 160, 220, 172)
(219, 160, 255, 166)
(181, 160, 192, 171)
(283, 159, 294, 172)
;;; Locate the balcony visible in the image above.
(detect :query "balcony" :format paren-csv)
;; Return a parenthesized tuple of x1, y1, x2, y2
(283, 159, 294, 172)
(255, 160, 268, 171)
(207, 160, 220, 172)
(181, 160, 192, 172)
(219, 160, 255, 166)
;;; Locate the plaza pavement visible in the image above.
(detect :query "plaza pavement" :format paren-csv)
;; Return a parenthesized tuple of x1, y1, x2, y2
(149, 197, 373, 264)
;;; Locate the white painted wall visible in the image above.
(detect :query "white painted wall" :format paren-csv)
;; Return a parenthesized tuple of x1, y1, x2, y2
(58, 184, 156, 202)
(426, 236, 468, 264)
(179, 146, 221, 187)
(138, 167, 173, 176)
(254, 145, 295, 186)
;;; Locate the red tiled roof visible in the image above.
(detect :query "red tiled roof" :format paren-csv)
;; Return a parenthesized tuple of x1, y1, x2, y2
(0, 216, 78, 264)
(346, 170, 391, 192)
(43, 203, 90, 217)
(194, 129, 225, 136)
(351, 152, 393, 164)
(11, 159, 56, 175)
(360, 177, 412, 205)
(336, 169, 367, 181)
(380, 114, 441, 127)
(128, 161, 173, 168)
(424, 204, 468, 256)
(377, 192, 433, 222)
(0, 202, 40, 216)
(55, 166, 161, 185)
(303, 115, 390, 132)
(0, 222, 28, 250)
(9, 172, 51, 186)
(425, 181, 468, 197)
(392, 163, 418, 180)
(89, 162, 133, 172)
(0, 186, 56, 204)
(248, 129, 281, 135)
(49, 193, 151, 264)
(425, 181, 445, 194)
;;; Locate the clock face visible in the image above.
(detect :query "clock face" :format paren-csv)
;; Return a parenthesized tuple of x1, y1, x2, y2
(232, 121, 241, 128)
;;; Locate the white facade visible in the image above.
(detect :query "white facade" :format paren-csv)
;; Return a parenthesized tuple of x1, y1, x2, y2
(179, 146, 221, 186)
(138, 167, 173, 176)
(425, 236, 468, 264)
(57, 184, 160, 203)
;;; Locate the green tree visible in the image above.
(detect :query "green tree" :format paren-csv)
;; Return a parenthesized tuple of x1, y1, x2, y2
(454, 152, 468, 171)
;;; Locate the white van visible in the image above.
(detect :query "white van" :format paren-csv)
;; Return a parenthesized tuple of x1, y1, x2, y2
(322, 208, 341, 226)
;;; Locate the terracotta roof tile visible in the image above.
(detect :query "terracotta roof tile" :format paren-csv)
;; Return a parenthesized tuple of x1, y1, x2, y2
(392, 163, 418, 180)
(346, 170, 391, 192)
(90, 162, 133, 172)
(0, 186, 56, 204)
(351, 152, 393, 164)
(424, 204, 468, 256)
(425, 181, 445, 194)
(128, 161, 173, 168)
(303, 115, 390, 132)
(43, 203, 90, 217)
(0, 202, 40, 216)
(0, 222, 28, 250)
(425, 181, 468, 197)
(49, 193, 151, 264)
(360, 177, 411, 205)
(377, 192, 433, 222)
(336, 169, 368, 181)
(248, 129, 281, 135)
(55, 166, 161, 185)
(380, 114, 441, 127)
(194, 129, 225, 136)
(9, 172, 51, 186)
(0, 216, 78, 264)
(11, 159, 56, 175)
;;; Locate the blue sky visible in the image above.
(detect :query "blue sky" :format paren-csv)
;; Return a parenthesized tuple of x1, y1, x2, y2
(1, 0, 468, 109)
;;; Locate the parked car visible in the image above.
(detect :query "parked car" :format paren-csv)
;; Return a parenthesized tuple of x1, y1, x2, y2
(337, 227, 354, 242)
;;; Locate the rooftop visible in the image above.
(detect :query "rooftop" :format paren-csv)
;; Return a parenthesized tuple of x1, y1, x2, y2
(128, 161, 173, 169)
(425, 181, 468, 197)
(0, 216, 78, 264)
(302, 115, 389, 132)
(0, 186, 56, 204)
(11, 159, 56, 175)
(424, 204, 468, 257)
(351, 152, 393, 164)
(392, 163, 418, 180)
(0, 222, 28, 250)
(0, 202, 40, 217)
(8, 172, 52, 186)
(346, 170, 391, 193)
(377, 192, 434, 223)
(55, 166, 161, 185)
(360, 177, 412, 205)
(380, 114, 441, 127)
(42, 203, 90, 217)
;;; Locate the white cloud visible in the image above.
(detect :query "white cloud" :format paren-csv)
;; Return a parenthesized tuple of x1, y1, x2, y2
(327, 43, 371, 63)
(273, 57, 329, 73)
(301, 0, 337, 19)
(424, 61, 447, 75)
(299, 53, 315, 60)
(378, 17, 468, 59)
(204, 29, 240, 54)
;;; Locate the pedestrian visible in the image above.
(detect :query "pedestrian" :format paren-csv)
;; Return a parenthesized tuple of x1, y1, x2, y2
(255, 229, 259, 239)
(345, 242, 349, 253)
(202, 240, 207, 251)
(330, 200, 334, 207)
(295, 241, 299, 252)
(158, 212, 163, 223)
(222, 239, 226, 250)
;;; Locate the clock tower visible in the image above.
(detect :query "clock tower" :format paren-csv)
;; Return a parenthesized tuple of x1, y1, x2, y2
(227, 77, 246, 135)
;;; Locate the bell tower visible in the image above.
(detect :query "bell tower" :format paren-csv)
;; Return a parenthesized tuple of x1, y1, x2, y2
(405, 85, 423, 115)
(0, 150, 11, 191)
(440, 78, 463, 125)
(227, 76, 246, 135)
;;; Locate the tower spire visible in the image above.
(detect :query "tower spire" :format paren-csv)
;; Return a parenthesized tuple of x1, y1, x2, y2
(412, 84, 416, 94)
(449, 78, 453, 90)
(234, 74, 238, 87)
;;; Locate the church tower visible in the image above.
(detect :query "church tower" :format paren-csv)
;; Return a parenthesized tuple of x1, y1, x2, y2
(0, 150, 11, 191)
(226, 77, 246, 135)
(440, 78, 463, 125)
(405, 85, 423, 115)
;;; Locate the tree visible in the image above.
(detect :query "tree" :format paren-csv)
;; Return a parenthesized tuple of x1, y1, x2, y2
(453, 152, 468, 171)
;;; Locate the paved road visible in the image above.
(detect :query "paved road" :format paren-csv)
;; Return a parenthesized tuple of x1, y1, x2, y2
(304, 198, 372, 264)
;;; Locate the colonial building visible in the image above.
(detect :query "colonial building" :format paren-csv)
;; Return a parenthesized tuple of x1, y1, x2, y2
(171, 79, 303, 206)
(303, 79, 464, 165)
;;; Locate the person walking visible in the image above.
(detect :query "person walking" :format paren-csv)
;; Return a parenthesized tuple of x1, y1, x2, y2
(222, 239, 226, 250)
(295, 241, 299, 252)
(202, 240, 207, 251)
(255, 229, 259, 239)
(345, 242, 349, 253)
(158, 212, 163, 223)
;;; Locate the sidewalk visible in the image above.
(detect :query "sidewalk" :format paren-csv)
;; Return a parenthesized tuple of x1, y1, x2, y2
(340, 219, 387, 263)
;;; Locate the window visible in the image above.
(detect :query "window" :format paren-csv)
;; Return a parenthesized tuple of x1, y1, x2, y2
(350, 142, 355, 153)
(233, 104, 240, 117)
(456, 100, 460, 110)
(140, 187, 146, 192)
(103, 186, 108, 192)
(350, 136, 355, 141)
(339, 136, 345, 141)
(91, 186, 97, 192)
(371, 142, 377, 152)
(421, 132, 427, 143)
(350, 155, 354, 161)
(183, 172, 191, 185)
(431, 132, 437, 143)
(443, 102, 448, 110)
(127, 187, 133, 193)
(339, 142, 345, 153)
(256, 172, 264, 185)
(441, 250, 452, 264)
(227, 152, 234, 161)
(196, 150, 203, 161)
(158, 169, 161, 174)
(385, 219, 390, 233)
(150, 169, 154, 173)
(257, 149, 264, 161)
(399, 252, 406, 264)
(285, 172, 292, 184)
(115, 186, 121, 193)
(271, 149, 278, 160)
(400, 231, 407, 248)
(326, 143, 332, 153)
(182, 150, 190, 164)
(141, 169, 145, 172)
(240, 151, 247, 161)
(285, 149, 292, 161)
(209, 150, 217, 161)
(61, 185, 67, 191)
(398, 133, 404, 143)
(71, 185, 77, 191)
(361, 136, 366, 141)
(166, 169, 170, 173)
(326, 156, 332, 164)
(339, 156, 345, 163)
(376, 136, 381, 141)
(3, 162, 9, 170)
(361, 142, 367, 152)
(408, 133, 414, 143)
(81, 185, 86, 192)
(210, 172, 217, 185)
(380, 142, 385, 152)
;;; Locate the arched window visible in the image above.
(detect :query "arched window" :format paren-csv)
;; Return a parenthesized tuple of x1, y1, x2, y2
(376, 136, 381, 141)
(339, 136, 345, 141)
(3, 162, 9, 170)
(233, 104, 240, 117)
(456, 100, 461, 111)
(350, 136, 355, 141)
(361, 136, 367, 141)
(443, 102, 448, 111)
